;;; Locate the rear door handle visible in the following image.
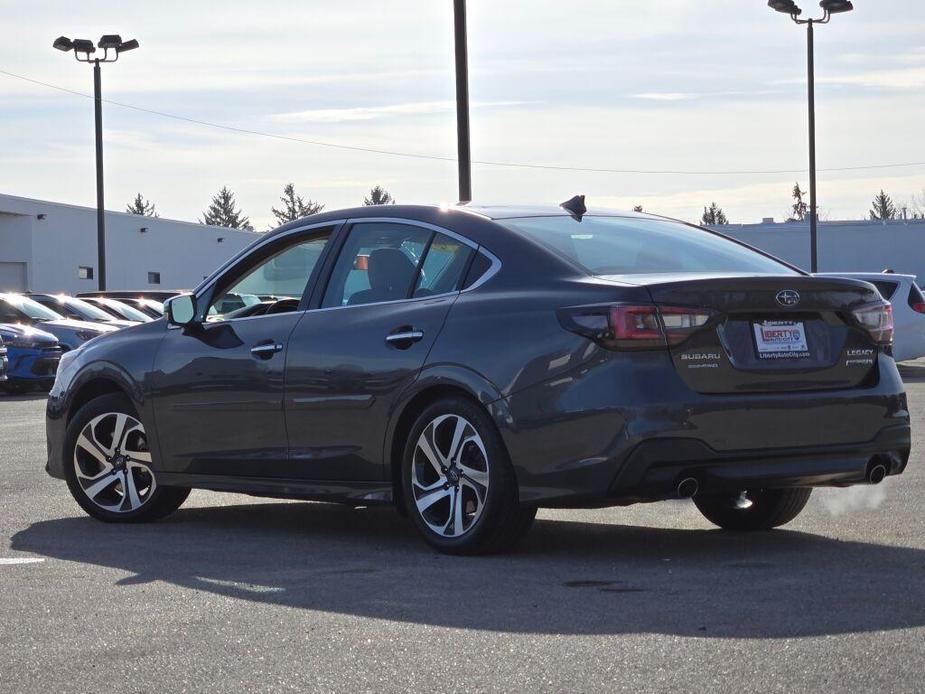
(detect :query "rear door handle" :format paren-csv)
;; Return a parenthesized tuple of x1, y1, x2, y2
(385, 329, 424, 349)
(251, 342, 284, 359)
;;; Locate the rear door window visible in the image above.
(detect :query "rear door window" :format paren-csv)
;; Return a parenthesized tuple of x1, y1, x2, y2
(413, 233, 474, 297)
(322, 223, 431, 308)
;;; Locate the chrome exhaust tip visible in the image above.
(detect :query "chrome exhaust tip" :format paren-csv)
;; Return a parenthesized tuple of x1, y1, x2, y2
(677, 477, 699, 498)
(867, 463, 887, 485)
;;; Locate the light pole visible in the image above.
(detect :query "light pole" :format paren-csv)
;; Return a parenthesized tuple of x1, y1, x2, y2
(53, 34, 139, 291)
(454, 0, 472, 204)
(768, 1, 853, 273)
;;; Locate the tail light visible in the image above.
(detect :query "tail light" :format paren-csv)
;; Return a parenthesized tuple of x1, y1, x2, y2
(911, 302, 925, 315)
(853, 302, 893, 345)
(559, 304, 713, 351)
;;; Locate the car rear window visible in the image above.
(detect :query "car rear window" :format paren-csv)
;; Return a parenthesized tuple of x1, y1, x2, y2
(497, 216, 797, 276)
(870, 280, 899, 300)
(908, 283, 925, 309)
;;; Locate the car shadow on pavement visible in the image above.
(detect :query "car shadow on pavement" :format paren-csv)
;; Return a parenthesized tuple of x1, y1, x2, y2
(12, 501, 925, 638)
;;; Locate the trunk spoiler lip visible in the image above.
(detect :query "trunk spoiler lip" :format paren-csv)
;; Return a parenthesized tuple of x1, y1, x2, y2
(591, 272, 882, 293)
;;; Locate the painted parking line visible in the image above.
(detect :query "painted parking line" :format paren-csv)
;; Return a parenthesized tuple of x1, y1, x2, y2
(0, 557, 45, 565)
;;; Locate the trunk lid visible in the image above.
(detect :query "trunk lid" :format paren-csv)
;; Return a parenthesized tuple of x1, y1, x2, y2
(639, 274, 883, 394)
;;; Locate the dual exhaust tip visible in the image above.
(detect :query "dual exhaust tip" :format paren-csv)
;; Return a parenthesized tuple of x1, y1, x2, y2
(676, 460, 888, 498)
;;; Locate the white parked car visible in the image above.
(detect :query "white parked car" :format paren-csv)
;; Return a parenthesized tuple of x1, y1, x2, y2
(816, 273, 925, 362)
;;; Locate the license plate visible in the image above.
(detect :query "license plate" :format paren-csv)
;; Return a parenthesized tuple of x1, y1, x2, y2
(753, 320, 809, 358)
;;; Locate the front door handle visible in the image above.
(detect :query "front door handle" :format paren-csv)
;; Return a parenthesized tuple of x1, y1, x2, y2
(385, 328, 424, 349)
(251, 342, 284, 359)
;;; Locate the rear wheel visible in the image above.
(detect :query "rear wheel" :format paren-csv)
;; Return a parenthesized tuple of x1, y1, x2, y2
(64, 393, 189, 523)
(694, 488, 812, 531)
(401, 397, 536, 554)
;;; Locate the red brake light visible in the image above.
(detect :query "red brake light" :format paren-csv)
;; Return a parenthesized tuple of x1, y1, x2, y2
(853, 302, 893, 345)
(561, 304, 713, 350)
(912, 302, 925, 315)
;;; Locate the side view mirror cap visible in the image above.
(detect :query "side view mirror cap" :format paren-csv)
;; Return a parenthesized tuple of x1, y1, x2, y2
(165, 294, 198, 327)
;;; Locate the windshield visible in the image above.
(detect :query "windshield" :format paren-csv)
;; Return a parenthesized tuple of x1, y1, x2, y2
(95, 298, 151, 322)
(0, 293, 63, 321)
(59, 297, 115, 321)
(498, 216, 797, 277)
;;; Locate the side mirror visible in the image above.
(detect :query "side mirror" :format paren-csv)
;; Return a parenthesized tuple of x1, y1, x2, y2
(165, 294, 198, 327)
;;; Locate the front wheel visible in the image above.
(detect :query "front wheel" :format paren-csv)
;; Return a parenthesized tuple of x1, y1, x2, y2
(64, 393, 190, 523)
(694, 488, 812, 531)
(401, 397, 536, 554)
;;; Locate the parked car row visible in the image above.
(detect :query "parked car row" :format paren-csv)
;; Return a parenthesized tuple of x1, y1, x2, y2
(0, 291, 173, 393)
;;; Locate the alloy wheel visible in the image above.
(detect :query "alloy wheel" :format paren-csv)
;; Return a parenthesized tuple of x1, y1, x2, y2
(73, 412, 156, 513)
(410, 414, 490, 538)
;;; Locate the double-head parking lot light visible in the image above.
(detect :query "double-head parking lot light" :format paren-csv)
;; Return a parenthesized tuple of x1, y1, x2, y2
(52, 34, 140, 290)
(766, 0, 854, 273)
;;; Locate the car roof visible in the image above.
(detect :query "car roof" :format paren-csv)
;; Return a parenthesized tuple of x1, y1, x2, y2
(269, 203, 658, 235)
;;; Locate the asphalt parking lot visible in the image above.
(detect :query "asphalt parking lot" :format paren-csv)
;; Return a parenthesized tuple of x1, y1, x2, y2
(2, 368, 925, 693)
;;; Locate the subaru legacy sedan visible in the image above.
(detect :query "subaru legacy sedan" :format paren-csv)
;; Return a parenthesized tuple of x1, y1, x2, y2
(45, 202, 910, 554)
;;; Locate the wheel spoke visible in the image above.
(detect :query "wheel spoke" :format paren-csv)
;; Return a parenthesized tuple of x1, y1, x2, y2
(412, 477, 445, 493)
(122, 470, 143, 511)
(460, 476, 486, 503)
(447, 417, 468, 464)
(110, 413, 129, 454)
(459, 463, 489, 489)
(82, 471, 119, 500)
(75, 433, 111, 469)
(452, 484, 465, 535)
(415, 487, 451, 516)
(417, 423, 446, 476)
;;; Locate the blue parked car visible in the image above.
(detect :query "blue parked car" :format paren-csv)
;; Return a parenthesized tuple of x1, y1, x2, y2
(0, 323, 62, 392)
(0, 293, 116, 351)
(0, 336, 7, 383)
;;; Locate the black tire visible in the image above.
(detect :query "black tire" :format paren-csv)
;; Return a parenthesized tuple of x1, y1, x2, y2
(64, 393, 190, 523)
(401, 396, 536, 555)
(694, 488, 812, 531)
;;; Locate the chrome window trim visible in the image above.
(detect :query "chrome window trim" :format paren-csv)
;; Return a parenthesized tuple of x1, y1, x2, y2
(182, 216, 501, 323)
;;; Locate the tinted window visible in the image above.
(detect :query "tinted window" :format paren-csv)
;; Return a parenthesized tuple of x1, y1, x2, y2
(870, 280, 898, 300)
(414, 233, 473, 297)
(462, 252, 492, 289)
(498, 216, 796, 276)
(210, 233, 330, 318)
(322, 223, 431, 308)
(908, 283, 925, 309)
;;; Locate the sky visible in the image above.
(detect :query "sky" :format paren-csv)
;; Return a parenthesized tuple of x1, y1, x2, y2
(1, 0, 924, 230)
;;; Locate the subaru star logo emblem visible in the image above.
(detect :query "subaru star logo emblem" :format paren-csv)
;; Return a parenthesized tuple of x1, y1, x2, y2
(776, 289, 801, 307)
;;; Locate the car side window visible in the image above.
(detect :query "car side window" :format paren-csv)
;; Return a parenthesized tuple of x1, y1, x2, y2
(208, 231, 331, 320)
(321, 223, 431, 308)
(413, 233, 474, 298)
(871, 281, 898, 301)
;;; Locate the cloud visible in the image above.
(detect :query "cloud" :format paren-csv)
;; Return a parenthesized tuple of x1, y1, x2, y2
(632, 93, 695, 101)
(271, 100, 530, 124)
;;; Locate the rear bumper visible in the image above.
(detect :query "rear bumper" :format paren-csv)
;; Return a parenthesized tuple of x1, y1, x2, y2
(501, 352, 911, 506)
(607, 423, 909, 504)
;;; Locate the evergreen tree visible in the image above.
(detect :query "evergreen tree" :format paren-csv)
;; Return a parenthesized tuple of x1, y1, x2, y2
(200, 187, 251, 229)
(364, 185, 395, 206)
(632, 204, 644, 213)
(869, 189, 897, 221)
(790, 182, 807, 221)
(271, 183, 324, 226)
(701, 202, 728, 225)
(126, 193, 157, 217)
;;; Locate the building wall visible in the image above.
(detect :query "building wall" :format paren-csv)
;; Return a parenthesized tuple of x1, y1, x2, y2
(0, 193, 259, 293)
(713, 219, 925, 280)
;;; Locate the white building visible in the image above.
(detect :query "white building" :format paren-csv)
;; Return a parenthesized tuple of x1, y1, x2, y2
(714, 218, 925, 280)
(0, 193, 260, 293)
